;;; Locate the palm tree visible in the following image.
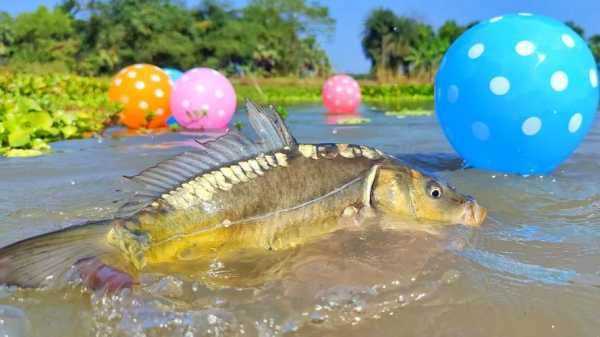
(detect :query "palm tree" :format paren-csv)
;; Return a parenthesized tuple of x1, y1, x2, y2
(362, 9, 420, 80)
(406, 37, 449, 81)
(588, 35, 600, 66)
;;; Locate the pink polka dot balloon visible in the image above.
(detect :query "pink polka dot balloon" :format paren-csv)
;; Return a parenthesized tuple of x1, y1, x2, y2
(170, 68, 237, 129)
(322, 74, 362, 113)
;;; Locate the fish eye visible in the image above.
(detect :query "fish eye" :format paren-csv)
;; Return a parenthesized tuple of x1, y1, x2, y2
(426, 181, 443, 199)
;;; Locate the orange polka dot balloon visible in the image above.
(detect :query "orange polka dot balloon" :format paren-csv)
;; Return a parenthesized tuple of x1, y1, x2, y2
(109, 64, 172, 129)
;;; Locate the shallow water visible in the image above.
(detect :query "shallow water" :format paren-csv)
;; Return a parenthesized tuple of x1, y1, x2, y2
(0, 104, 599, 337)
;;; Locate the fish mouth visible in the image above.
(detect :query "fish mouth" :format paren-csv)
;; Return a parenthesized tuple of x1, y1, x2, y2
(461, 200, 487, 227)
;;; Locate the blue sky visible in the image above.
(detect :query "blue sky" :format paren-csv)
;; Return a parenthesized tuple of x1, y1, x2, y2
(2, 0, 600, 73)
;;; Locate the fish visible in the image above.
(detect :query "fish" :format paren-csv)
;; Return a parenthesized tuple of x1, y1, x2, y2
(0, 100, 486, 291)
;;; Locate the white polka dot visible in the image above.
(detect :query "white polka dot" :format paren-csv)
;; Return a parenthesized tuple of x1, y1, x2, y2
(154, 89, 164, 98)
(550, 71, 568, 92)
(489, 16, 503, 23)
(335, 100, 340, 106)
(120, 95, 129, 104)
(127, 71, 137, 78)
(195, 84, 205, 93)
(138, 100, 148, 110)
(590, 68, 598, 88)
(348, 99, 355, 105)
(468, 43, 485, 59)
(489, 76, 510, 95)
(135, 81, 145, 90)
(114, 78, 122, 86)
(472, 122, 490, 141)
(346, 88, 353, 94)
(522, 117, 542, 136)
(217, 109, 225, 117)
(568, 113, 582, 133)
(215, 89, 223, 98)
(447, 85, 459, 103)
(191, 68, 199, 73)
(182, 76, 190, 81)
(561, 34, 575, 48)
(156, 108, 164, 116)
(538, 53, 546, 63)
(336, 87, 342, 93)
(134, 64, 143, 69)
(211, 70, 219, 76)
(518, 12, 533, 16)
(182, 100, 190, 108)
(342, 78, 349, 84)
(515, 41, 535, 56)
(151, 74, 161, 82)
(201, 104, 210, 111)
(169, 80, 174, 86)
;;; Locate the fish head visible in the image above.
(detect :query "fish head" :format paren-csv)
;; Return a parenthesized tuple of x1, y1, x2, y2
(371, 166, 486, 227)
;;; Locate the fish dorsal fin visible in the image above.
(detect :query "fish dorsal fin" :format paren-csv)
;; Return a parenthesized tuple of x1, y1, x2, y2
(246, 99, 297, 150)
(115, 100, 295, 218)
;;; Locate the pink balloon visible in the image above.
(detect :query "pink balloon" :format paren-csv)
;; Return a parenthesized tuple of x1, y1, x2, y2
(322, 74, 361, 113)
(170, 68, 237, 129)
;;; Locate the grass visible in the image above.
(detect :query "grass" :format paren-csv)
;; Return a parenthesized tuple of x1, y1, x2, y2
(0, 73, 434, 156)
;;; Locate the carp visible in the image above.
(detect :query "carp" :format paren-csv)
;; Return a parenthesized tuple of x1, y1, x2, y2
(0, 101, 486, 291)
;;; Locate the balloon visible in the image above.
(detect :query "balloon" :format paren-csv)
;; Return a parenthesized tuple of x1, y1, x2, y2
(170, 68, 236, 129)
(166, 115, 179, 127)
(435, 13, 599, 174)
(322, 74, 362, 113)
(163, 67, 183, 82)
(109, 64, 172, 129)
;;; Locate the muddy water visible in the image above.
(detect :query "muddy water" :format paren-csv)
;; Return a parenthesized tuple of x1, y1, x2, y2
(0, 104, 599, 337)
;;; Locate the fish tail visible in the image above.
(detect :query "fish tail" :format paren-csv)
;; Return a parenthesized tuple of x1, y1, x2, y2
(0, 220, 116, 288)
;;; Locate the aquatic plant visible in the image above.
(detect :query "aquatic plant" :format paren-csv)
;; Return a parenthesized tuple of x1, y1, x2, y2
(0, 72, 121, 156)
(0, 73, 433, 156)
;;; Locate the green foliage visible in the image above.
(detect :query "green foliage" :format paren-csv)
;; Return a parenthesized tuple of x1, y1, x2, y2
(362, 8, 419, 80)
(565, 21, 585, 38)
(9, 6, 77, 67)
(0, 0, 333, 77)
(362, 9, 597, 80)
(438, 20, 465, 43)
(0, 73, 121, 155)
(588, 35, 600, 65)
(234, 80, 433, 108)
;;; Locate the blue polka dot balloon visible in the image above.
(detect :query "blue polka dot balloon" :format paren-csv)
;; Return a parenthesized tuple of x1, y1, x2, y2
(435, 13, 599, 174)
(162, 67, 183, 82)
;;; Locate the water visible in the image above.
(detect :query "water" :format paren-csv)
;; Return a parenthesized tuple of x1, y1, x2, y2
(0, 104, 599, 336)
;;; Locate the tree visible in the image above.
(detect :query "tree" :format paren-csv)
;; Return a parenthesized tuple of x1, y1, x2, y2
(362, 9, 422, 80)
(438, 20, 464, 43)
(407, 37, 448, 81)
(565, 20, 585, 38)
(589, 35, 600, 65)
(10, 6, 77, 68)
(0, 12, 14, 61)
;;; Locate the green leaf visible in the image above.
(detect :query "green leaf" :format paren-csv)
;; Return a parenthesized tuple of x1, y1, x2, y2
(60, 125, 78, 138)
(5, 149, 45, 158)
(28, 111, 54, 131)
(31, 138, 51, 150)
(8, 129, 32, 148)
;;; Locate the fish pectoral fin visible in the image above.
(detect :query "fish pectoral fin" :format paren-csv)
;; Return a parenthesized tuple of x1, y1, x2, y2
(75, 257, 136, 293)
(0, 220, 116, 288)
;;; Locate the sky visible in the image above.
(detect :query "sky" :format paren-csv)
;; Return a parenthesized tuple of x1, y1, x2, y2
(2, 0, 600, 74)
